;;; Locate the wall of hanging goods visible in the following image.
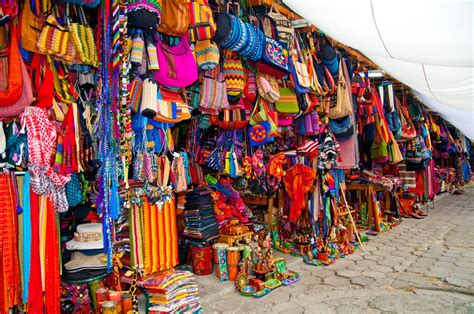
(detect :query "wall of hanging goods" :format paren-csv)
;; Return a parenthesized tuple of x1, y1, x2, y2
(0, 0, 471, 312)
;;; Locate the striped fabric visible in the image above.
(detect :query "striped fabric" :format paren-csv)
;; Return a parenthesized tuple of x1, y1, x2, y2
(146, 41, 160, 70)
(188, 0, 216, 42)
(195, 40, 219, 70)
(130, 198, 178, 274)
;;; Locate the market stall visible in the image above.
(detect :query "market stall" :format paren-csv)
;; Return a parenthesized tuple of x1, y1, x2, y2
(0, 0, 471, 312)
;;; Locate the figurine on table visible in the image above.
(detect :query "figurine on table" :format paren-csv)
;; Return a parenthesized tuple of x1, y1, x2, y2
(252, 231, 274, 273)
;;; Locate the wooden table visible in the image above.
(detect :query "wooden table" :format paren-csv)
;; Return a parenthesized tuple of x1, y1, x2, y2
(345, 183, 390, 233)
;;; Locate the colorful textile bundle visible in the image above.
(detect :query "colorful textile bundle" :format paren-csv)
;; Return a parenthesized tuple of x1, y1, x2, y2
(183, 188, 219, 245)
(123, 269, 202, 313)
(129, 197, 179, 274)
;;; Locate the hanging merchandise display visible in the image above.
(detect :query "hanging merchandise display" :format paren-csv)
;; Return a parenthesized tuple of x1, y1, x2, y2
(0, 0, 471, 311)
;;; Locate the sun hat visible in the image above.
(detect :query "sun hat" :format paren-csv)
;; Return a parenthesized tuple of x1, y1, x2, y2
(66, 223, 104, 250)
(64, 251, 107, 272)
(319, 43, 339, 75)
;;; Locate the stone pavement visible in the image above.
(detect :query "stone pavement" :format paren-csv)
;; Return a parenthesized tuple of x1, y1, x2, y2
(199, 186, 474, 313)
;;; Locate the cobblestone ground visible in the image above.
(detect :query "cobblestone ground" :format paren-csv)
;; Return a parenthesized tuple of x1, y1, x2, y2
(202, 186, 474, 313)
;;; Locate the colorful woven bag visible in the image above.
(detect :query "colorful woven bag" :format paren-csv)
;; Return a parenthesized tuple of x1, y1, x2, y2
(198, 73, 229, 115)
(188, 0, 216, 42)
(158, 0, 190, 36)
(222, 50, 246, 96)
(195, 40, 220, 70)
(37, 7, 82, 65)
(67, 4, 99, 67)
(127, 0, 162, 30)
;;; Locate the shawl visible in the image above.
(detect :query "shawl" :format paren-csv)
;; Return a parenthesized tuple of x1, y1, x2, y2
(283, 164, 316, 223)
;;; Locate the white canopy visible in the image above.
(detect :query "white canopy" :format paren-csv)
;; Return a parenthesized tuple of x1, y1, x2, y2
(284, 0, 474, 138)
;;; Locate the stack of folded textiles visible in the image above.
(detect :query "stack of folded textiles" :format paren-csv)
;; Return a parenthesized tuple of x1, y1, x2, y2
(183, 188, 219, 246)
(142, 270, 202, 313)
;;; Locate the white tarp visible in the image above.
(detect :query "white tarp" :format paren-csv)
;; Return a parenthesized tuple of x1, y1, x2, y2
(284, 0, 474, 138)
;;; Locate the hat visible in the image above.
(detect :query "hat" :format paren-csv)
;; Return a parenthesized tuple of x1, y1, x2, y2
(66, 223, 104, 251)
(319, 43, 339, 74)
(64, 251, 107, 272)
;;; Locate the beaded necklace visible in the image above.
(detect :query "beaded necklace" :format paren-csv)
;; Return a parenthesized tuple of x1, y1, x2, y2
(99, 0, 117, 271)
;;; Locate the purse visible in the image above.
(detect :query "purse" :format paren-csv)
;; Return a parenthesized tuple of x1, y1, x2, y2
(195, 40, 220, 70)
(275, 87, 298, 114)
(67, 4, 99, 67)
(128, 0, 161, 29)
(267, 4, 294, 53)
(291, 36, 311, 89)
(222, 49, 246, 96)
(37, 7, 82, 65)
(248, 121, 273, 147)
(243, 68, 257, 107)
(217, 108, 248, 130)
(329, 115, 354, 141)
(153, 36, 198, 88)
(0, 24, 23, 107)
(0, 57, 34, 118)
(256, 72, 280, 103)
(198, 73, 230, 115)
(188, 0, 216, 42)
(328, 61, 353, 119)
(256, 15, 290, 79)
(157, 0, 190, 36)
(20, 0, 46, 54)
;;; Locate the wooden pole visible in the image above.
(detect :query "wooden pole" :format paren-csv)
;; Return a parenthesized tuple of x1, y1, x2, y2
(339, 183, 365, 252)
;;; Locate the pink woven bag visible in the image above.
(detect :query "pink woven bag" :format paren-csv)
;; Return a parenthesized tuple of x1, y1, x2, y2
(153, 36, 198, 88)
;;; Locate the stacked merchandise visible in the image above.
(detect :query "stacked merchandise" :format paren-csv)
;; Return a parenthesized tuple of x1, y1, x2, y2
(183, 188, 219, 246)
(140, 270, 202, 313)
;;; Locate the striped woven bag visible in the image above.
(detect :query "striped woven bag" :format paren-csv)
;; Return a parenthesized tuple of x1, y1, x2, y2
(67, 4, 99, 67)
(37, 8, 82, 65)
(222, 50, 246, 96)
(188, 0, 216, 42)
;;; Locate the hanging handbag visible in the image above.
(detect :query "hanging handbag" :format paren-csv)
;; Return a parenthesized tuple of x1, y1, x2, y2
(217, 100, 248, 130)
(158, 0, 190, 36)
(67, 4, 99, 67)
(275, 87, 298, 114)
(195, 40, 220, 70)
(0, 56, 34, 117)
(0, 24, 23, 107)
(198, 72, 230, 115)
(188, 0, 216, 42)
(371, 116, 389, 163)
(222, 49, 246, 96)
(266, 4, 294, 53)
(256, 72, 280, 103)
(328, 61, 353, 119)
(329, 115, 354, 141)
(37, 6, 82, 65)
(256, 14, 290, 79)
(127, 0, 162, 30)
(243, 68, 257, 107)
(248, 121, 273, 147)
(20, 0, 46, 54)
(291, 35, 311, 88)
(153, 36, 198, 88)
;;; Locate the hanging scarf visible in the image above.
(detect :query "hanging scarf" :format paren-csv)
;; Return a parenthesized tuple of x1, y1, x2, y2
(283, 164, 316, 223)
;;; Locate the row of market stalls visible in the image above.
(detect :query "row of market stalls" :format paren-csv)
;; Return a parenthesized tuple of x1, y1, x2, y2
(0, 0, 471, 312)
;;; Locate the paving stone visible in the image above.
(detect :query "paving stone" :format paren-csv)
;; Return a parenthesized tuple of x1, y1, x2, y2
(362, 270, 385, 279)
(363, 254, 381, 261)
(324, 276, 351, 287)
(311, 269, 336, 278)
(336, 269, 362, 278)
(270, 301, 305, 313)
(300, 275, 323, 286)
(454, 261, 474, 269)
(356, 259, 378, 267)
(369, 264, 393, 273)
(437, 256, 457, 263)
(445, 276, 473, 288)
(349, 276, 374, 287)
